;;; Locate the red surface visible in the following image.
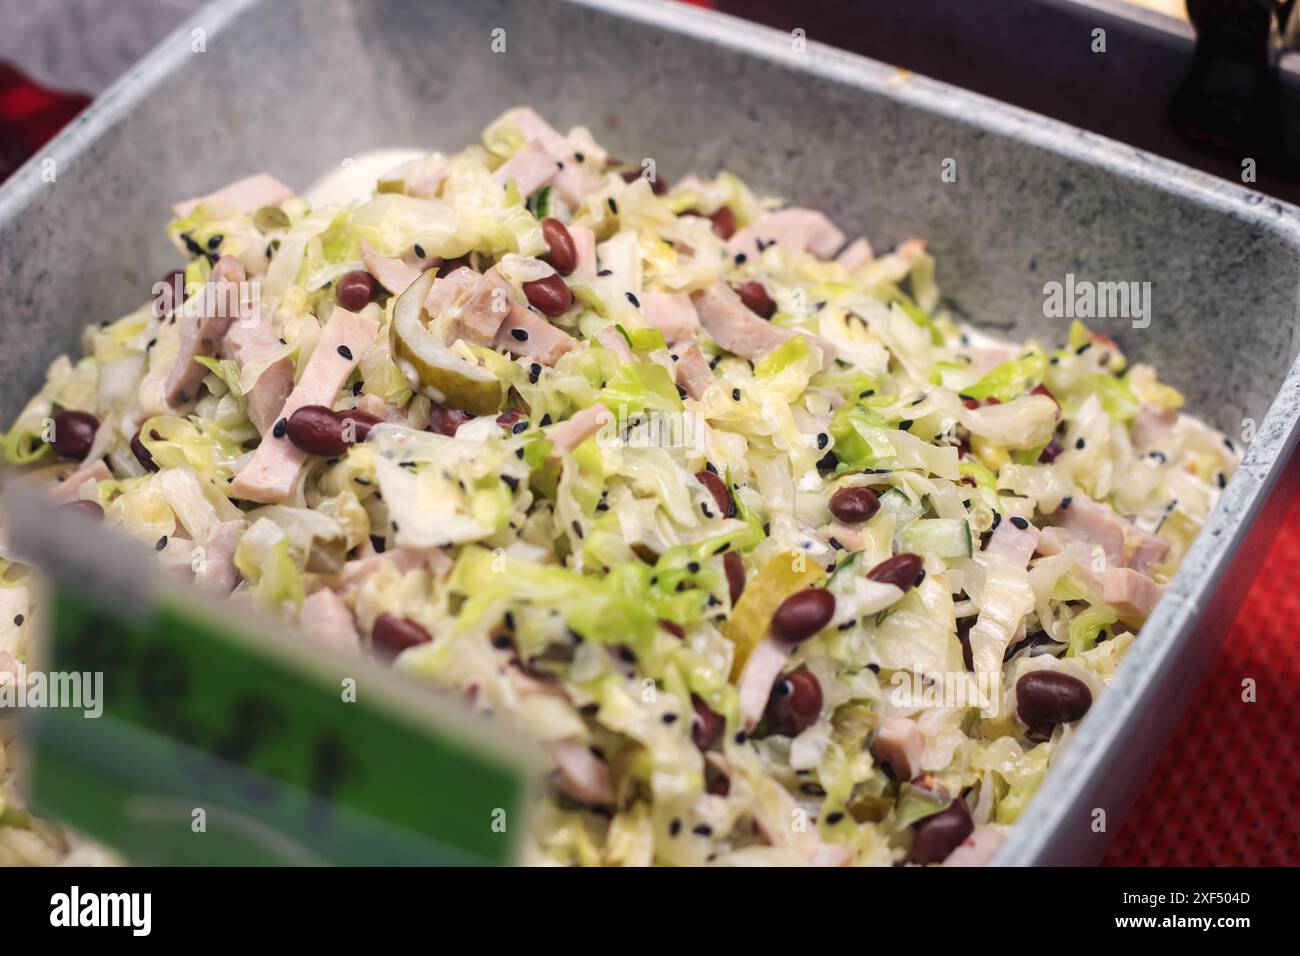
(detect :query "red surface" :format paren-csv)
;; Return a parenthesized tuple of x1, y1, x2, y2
(3, 19, 1296, 864)
(1102, 489, 1300, 866)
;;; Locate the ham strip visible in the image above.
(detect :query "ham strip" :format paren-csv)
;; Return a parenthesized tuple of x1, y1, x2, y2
(1131, 403, 1178, 450)
(222, 304, 293, 435)
(47, 460, 111, 505)
(493, 140, 558, 197)
(549, 739, 614, 806)
(300, 589, 360, 652)
(546, 403, 611, 454)
(836, 237, 874, 271)
(493, 304, 577, 366)
(570, 224, 597, 276)
(359, 238, 422, 296)
(423, 266, 480, 321)
(552, 162, 603, 207)
(445, 267, 515, 346)
(194, 520, 243, 595)
(640, 292, 699, 343)
(728, 208, 845, 261)
(693, 282, 833, 368)
(230, 308, 379, 504)
(870, 717, 925, 781)
(674, 346, 716, 400)
(342, 546, 451, 585)
(165, 255, 245, 408)
(500, 107, 570, 157)
(1049, 494, 1168, 571)
(172, 172, 293, 219)
(595, 326, 634, 361)
(984, 519, 1040, 567)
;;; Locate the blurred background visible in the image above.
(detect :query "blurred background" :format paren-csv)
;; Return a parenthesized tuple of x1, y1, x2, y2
(1, 0, 1295, 867)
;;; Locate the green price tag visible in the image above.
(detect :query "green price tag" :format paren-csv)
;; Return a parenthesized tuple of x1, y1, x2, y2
(8, 489, 538, 865)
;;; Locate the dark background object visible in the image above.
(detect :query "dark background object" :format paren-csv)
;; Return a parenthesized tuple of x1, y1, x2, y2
(716, 0, 1300, 201)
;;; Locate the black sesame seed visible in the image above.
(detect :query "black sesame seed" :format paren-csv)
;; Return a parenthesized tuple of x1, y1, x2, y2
(413, 244, 426, 259)
(1010, 516, 1029, 530)
(625, 292, 640, 307)
(155, 536, 168, 552)
(352, 381, 363, 395)
(1075, 438, 1085, 450)
(1060, 496, 1073, 509)
(13, 614, 24, 627)
(540, 414, 552, 426)
(734, 731, 747, 744)
(670, 819, 682, 836)
(207, 234, 223, 250)
(1217, 472, 1227, 489)
(692, 824, 713, 837)
(272, 418, 288, 438)
(991, 511, 1002, 530)
(687, 561, 700, 573)
(528, 363, 541, 384)
(817, 432, 828, 449)
(511, 328, 529, 342)
(734, 253, 747, 265)
(732, 388, 741, 401)
(1076, 343, 1092, 354)
(662, 713, 678, 724)
(826, 811, 845, 824)
(337, 345, 353, 360)
(607, 197, 618, 215)
(512, 421, 528, 435)
(597, 269, 613, 277)
(898, 419, 913, 431)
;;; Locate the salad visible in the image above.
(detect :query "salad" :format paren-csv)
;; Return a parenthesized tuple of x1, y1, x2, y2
(0, 107, 1236, 866)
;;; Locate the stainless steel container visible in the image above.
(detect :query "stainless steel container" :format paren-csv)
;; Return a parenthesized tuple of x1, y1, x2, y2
(2, 0, 1297, 865)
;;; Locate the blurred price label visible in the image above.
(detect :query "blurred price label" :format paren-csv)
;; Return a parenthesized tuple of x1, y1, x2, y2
(7, 487, 538, 865)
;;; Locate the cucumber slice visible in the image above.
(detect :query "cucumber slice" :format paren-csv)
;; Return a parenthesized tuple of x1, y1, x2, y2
(896, 518, 973, 559)
(876, 486, 924, 530)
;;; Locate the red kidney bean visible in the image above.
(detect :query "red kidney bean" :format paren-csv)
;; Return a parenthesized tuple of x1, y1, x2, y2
(540, 217, 578, 276)
(285, 405, 348, 457)
(155, 269, 186, 316)
(371, 612, 432, 661)
(1015, 670, 1092, 726)
(439, 255, 473, 275)
(428, 405, 472, 436)
(733, 281, 775, 319)
(522, 274, 573, 316)
(907, 798, 974, 865)
(866, 553, 925, 591)
(765, 667, 822, 736)
(1038, 439, 1064, 464)
(694, 470, 731, 517)
(691, 696, 726, 751)
(60, 499, 104, 520)
(336, 409, 382, 445)
(619, 168, 669, 195)
(130, 430, 159, 473)
(336, 270, 378, 311)
(709, 206, 736, 239)
(771, 588, 836, 643)
(660, 619, 685, 639)
(51, 411, 99, 459)
(724, 551, 745, 605)
(829, 486, 880, 524)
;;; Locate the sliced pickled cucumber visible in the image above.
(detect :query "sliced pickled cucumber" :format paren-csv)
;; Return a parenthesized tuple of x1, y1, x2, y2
(392, 270, 502, 416)
(725, 550, 826, 681)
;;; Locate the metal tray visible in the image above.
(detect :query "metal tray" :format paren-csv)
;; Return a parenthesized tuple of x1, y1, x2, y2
(1, 0, 1298, 865)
